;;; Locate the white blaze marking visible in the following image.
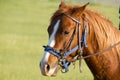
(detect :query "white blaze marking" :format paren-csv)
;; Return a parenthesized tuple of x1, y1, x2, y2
(44, 20, 60, 61)
(40, 20, 60, 74)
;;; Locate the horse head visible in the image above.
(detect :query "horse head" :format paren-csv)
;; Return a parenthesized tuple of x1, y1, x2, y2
(40, 1, 89, 76)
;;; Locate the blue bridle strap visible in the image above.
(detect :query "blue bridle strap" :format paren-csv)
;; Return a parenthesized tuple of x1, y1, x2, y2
(43, 46, 72, 72)
(43, 33, 87, 72)
(61, 59, 71, 72)
(44, 32, 87, 59)
(44, 46, 60, 58)
(83, 31, 88, 47)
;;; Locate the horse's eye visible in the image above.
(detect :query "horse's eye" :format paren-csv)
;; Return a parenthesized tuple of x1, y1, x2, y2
(64, 31, 69, 35)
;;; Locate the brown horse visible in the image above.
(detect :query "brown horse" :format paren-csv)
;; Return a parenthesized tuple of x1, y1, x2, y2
(40, 1, 120, 80)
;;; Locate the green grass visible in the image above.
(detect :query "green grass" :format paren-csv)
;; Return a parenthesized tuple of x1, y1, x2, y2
(0, 0, 119, 80)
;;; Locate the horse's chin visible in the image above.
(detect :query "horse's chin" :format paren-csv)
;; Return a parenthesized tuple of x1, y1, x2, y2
(49, 73, 57, 77)
(50, 65, 61, 77)
(42, 73, 57, 77)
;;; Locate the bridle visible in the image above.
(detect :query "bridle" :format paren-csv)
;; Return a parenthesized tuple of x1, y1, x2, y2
(43, 14, 120, 73)
(43, 14, 88, 73)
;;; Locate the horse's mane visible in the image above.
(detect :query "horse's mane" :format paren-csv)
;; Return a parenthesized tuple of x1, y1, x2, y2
(51, 5, 120, 50)
(84, 10, 120, 49)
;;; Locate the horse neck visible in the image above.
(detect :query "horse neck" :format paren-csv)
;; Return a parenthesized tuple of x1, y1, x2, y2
(83, 10, 120, 54)
(82, 11, 120, 79)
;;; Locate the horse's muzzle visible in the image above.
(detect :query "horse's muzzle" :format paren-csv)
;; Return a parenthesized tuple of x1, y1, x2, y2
(39, 61, 59, 76)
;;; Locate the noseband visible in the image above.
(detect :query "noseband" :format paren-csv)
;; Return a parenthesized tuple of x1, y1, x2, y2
(43, 14, 88, 73)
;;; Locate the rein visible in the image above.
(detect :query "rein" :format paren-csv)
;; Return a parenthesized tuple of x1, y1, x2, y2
(43, 14, 120, 73)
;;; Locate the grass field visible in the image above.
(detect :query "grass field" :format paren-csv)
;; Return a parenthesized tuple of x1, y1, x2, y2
(0, 0, 119, 80)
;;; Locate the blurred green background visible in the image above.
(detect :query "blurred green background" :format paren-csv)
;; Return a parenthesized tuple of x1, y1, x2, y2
(0, 0, 119, 80)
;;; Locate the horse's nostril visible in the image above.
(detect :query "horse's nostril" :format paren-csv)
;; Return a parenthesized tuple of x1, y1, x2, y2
(44, 63, 50, 72)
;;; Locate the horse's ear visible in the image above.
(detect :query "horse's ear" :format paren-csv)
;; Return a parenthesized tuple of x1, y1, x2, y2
(59, 0, 66, 9)
(80, 2, 89, 12)
(73, 2, 89, 16)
